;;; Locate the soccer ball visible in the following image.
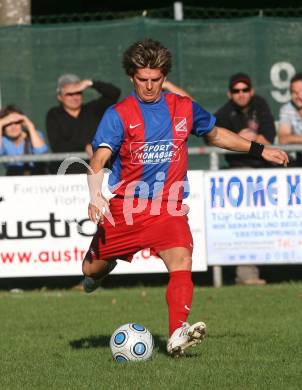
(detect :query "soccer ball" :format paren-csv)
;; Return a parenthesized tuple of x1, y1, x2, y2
(110, 323, 154, 362)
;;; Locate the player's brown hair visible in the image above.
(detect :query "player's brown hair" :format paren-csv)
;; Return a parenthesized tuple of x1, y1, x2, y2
(122, 38, 172, 77)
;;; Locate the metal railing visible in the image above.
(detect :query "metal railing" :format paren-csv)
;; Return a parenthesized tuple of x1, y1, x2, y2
(0, 144, 301, 166)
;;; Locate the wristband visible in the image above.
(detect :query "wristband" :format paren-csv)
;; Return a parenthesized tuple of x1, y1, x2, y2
(248, 141, 264, 158)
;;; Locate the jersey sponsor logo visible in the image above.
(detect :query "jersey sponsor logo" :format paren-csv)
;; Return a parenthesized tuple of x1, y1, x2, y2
(129, 123, 142, 129)
(130, 139, 183, 165)
(174, 117, 187, 133)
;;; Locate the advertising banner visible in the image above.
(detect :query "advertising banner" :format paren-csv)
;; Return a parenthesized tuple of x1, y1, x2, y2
(0, 171, 206, 277)
(205, 168, 302, 265)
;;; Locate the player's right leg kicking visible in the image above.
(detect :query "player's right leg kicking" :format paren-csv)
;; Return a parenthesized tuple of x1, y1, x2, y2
(158, 247, 207, 357)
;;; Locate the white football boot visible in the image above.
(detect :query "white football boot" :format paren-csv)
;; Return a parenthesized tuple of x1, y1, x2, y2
(167, 321, 206, 357)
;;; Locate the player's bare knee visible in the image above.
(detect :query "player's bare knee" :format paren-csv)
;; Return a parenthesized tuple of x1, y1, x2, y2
(83, 258, 116, 278)
(180, 256, 192, 269)
(168, 256, 192, 272)
(175, 253, 192, 268)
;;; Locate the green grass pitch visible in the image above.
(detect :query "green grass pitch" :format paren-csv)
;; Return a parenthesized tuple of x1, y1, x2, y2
(1, 283, 302, 389)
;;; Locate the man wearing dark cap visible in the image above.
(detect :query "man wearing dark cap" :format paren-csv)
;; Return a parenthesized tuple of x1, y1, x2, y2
(46, 74, 121, 173)
(215, 73, 276, 285)
(215, 73, 276, 169)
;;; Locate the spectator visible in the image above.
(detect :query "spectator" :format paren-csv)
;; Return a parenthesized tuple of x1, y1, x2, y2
(0, 104, 48, 176)
(46, 74, 121, 173)
(215, 73, 276, 285)
(278, 73, 302, 166)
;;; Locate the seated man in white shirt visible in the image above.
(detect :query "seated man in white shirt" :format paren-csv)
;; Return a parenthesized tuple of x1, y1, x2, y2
(278, 73, 302, 166)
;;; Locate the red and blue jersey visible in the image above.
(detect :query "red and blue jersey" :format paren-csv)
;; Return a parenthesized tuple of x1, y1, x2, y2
(91, 92, 216, 200)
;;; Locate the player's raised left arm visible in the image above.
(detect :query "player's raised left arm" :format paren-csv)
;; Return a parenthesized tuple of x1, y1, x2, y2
(205, 126, 289, 166)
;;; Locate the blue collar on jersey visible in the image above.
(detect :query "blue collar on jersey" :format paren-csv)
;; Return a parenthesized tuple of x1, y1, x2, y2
(132, 91, 165, 106)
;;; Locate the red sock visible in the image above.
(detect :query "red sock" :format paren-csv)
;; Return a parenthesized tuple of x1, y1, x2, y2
(166, 270, 193, 336)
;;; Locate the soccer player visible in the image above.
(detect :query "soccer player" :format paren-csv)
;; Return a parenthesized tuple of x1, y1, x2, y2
(82, 39, 288, 357)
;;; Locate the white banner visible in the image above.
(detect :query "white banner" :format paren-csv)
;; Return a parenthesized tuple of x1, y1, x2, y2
(205, 168, 302, 265)
(0, 171, 206, 277)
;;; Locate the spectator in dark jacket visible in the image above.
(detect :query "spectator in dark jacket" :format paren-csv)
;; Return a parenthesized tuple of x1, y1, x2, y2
(46, 74, 120, 173)
(215, 73, 276, 286)
(215, 73, 276, 168)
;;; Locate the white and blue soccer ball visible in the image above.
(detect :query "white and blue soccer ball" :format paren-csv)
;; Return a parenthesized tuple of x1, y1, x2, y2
(110, 323, 154, 362)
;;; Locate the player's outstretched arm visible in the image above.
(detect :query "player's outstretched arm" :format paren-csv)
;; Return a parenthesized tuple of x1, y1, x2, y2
(205, 126, 289, 166)
(87, 147, 112, 224)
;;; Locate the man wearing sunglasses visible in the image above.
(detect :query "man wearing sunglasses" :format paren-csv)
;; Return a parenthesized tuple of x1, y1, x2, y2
(215, 73, 276, 285)
(46, 74, 121, 173)
(215, 73, 276, 169)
